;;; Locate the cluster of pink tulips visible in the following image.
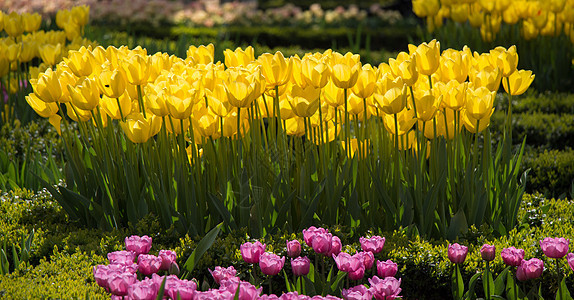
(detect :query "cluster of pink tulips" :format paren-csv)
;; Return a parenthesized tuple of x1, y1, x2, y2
(94, 230, 574, 299)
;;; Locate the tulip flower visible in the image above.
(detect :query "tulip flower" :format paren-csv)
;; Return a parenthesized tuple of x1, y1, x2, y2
(448, 243, 468, 264)
(490, 46, 518, 77)
(21, 12, 41, 33)
(502, 70, 535, 96)
(98, 67, 127, 98)
(540, 237, 570, 259)
(377, 260, 398, 278)
(480, 244, 496, 261)
(375, 84, 408, 115)
(360, 236, 385, 254)
(330, 63, 360, 90)
(68, 77, 101, 111)
(348, 264, 365, 280)
(333, 252, 362, 273)
(389, 54, 419, 86)
(138, 254, 163, 275)
(351, 64, 377, 98)
(368, 276, 402, 300)
(107, 272, 138, 296)
(186, 44, 214, 65)
(258, 51, 293, 89)
(209, 266, 237, 284)
(64, 48, 98, 77)
(123, 54, 151, 86)
(302, 59, 330, 88)
(108, 250, 136, 265)
(516, 258, 544, 281)
(415, 93, 442, 122)
(287, 85, 321, 118)
(412, 0, 440, 17)
(224, 46, 255, 67)
(342, 285, 373, 300)
(310, 231, 333, 255)
(568, 253, 574, 272)
(286, 240, 301, 258)
(125, 235, 152, 255)
(501, 247, 525, 266)
(240, 241, 266, 264)
(410, 39, 440, 76)
(328, 236, 343, 257)
(383, 109, 416, 136)
(465, 87, 496, 120)
(31, 68, 63, 103)
(3, 12, 24, 37)
(291, 256, 311, 276)
(158, 250, 177, 271)
(219, 277, 262, 299)
(128, 280, 158, 300)
(120, 113, 162, 143)
(25, 94, 59, 118)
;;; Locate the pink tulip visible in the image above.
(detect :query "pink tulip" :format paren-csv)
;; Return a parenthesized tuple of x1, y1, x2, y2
(279, 291, 304, 300)
(348, 264, 365, 280)
(107, 250, 136, 265)
(567, 253, 574, 271)
(480, 244, 496, 261)
(165, 280, 197, 300)
(194, 289, 234, 300)
(448, 243, 468, 264)
(260, 294, 280, 300)
(501, 247, 525, 267)
(107, 271, 137, 296)
(303, 226, 329, 247)
(360, 236, 385, 254)
(259, 252, 285, 276)
(291, 256, 311, 276)
(328, 236, 342, 257)
(125, 235, 153, 255)
(128, 279, 158, 300)
(158, 250, 177, 271)
(240, 241, 266, 263)
(355, 251, 374, 269)
(209, 266, 237, 284)
(342, 284, 373, 300)
(333, 252, 362, 273)
(286, 240, 301, 258)
(376, 260, 398, 278)
(219, 277, 263, 300)
(368, 276, 402, 300)
(516, 258, 544, 281)
(540, 237, 570, 259)
(138, 254, 163, 275)
(310, 232, 333, 255)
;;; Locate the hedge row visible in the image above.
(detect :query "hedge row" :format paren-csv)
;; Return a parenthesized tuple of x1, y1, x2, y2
(0, 189, 573, 299)
(89, 23, 416, 51)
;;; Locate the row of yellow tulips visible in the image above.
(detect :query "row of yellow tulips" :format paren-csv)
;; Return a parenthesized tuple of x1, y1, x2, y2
(413, 0, 574, 42)
(26, 40, 534, 157)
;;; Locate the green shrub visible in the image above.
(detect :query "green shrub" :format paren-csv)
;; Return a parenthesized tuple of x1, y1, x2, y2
(495, 92, 574, 115)
(521, 149, 574, 198)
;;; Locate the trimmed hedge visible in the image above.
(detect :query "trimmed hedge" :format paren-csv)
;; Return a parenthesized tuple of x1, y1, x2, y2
(1, 189, 573, 299)
(522, 149, 574, 198)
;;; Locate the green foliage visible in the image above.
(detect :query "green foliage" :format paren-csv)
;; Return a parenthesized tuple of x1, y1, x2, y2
(0, 248, 108, 299)
(496, 92, 574, 115)
(521, 149, 574, 198)
(258, 0, 395, 10)
(490, 112, 574, 150)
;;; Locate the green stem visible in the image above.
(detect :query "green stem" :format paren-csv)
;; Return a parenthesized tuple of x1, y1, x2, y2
(136, 85, 146, 118)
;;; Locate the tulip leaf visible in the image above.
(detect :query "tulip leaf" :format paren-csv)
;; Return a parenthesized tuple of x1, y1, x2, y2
(465, 272, 481, 300)
(447, 209, 468, 241)
(208, 193, 237, 230)
(329, 270, 347, 294)
(155, 276, 167, 300)
(451, 265, 464, 300)
(182, 222, 222, 276)
(556, 277, 573, 300)
(482, 267, 494, 297)
(493, 266, 509, 295)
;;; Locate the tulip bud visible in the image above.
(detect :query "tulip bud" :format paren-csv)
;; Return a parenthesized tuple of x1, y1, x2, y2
(448, 243, 468, 264)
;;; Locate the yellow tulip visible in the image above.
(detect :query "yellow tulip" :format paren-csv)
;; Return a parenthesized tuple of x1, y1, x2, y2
(351, 64, 377, 98)
(22, 12, 41, 32)
(122, 54, 151, 86)
(193, 108, 220, 139)
(19, 41, 36, 63)
(64, 48, 97, 77)
(374, 84, 408, 115)
(25, 93, 59, 118)
(3, 12, 24, 37)
(120, 113, 162, 143)
(409, 39, 440, 76)
(312, 122, 341, 144)
(330, 52, 361, 89)
(285, 117, 306, 137)
(465, 86, 496, 120)
(450, 4, 469, 23)
(206, 84, 231, 117)
(489, 45, 518, 77)
(502, 5, 521, 25)
(67, 77, 101, 111)
(468, 3, 484, 27)
(520, 19, 539, 40)
(4, 42, 21, 62)
(186, 44, 214, 65)
(461, 107, 493, 133)
(340, 138, 370, 158)
(224, 79, 258, 109)
(290, 55, 307, 88)
(224, 46, 255, 68)
(57, 70, 78, 102)
(48, 114, 62, 135)
(166, 84, 198, 119)
(469, 67, 502, 92)
(322, 81, 345, 108)
(287, 85, 321, 118)
(389, 55, 418, 86)
(441, 81, 468, 111)
(258, 51, 293, 89)
(39, 43, 62, 66)
(347, 92, 368, 117)
(65, 102, 92, 122)
(279, 98, 295, 120)
(221, 110, 250, 138)
(101, 93, 132, 120)
(383, 109, 416, 135)
(144, 83, 169, 117)
(412, 0, 440, 17)
(31, 68, 63, 103)
(71, 5, 90, 27)
(98, 67, 127, 98)
(301, 58, 330, 88)
(440, 49, 470, 83)
(502, 70, 535, 96)
(0, 11, 4, 32)
(415, 93, 442, 122)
